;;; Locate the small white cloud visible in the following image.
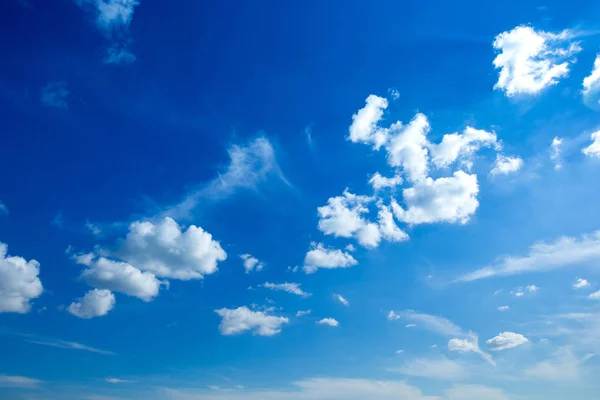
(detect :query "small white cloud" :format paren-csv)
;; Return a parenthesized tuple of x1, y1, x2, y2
(492, 25, 580, 96)
(589, 290, 600, 300)
(296, 310, 311, 317)
(512, 285, 539, 297)
(68, 289, 115, 319)
(490, 154, 524, 175)
(0, 375, 43, 388)
(551, 137, 563, 170)
(497, 305, 510, 311)
(448, 334, 495, 365)
(582, 54, 600, 110)
(486, 332, 529, 351)
(385, 113, 431, 182)
(119, 217, 227, 280)
(0, 242, 43, 313)
(395, 349, 404, 354)
(317, 318, 339, 327)
(400, 311, 463, 336)
(85, 221, 101, 235)
(582, 130, 600, 158)
(396, 357, 468, 381)
(262, 282, 311, 297)
(215, 306, 289, 336)
(240, 254, 264, 274)
(333, 293, 349, 306)
(573, 278, 591, 289)
(388, 88, 400, 100)
(405, 324, 416, 328)
(392, 171, 479, 225)
(41, 81, 69, 108)
(369, 172, 403, 191)
(106, 377, 135, 384)
(431, 344, 437, 348)
(344, 244, 356, 252)
(387, 311, 400, 320)
(303, 242, 357, 274)
(0, 201, 7, 215)
(348, 94, 389, 150)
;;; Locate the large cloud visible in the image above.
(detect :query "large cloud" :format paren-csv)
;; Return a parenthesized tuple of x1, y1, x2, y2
(214, 306, 289, 336)
(583, 55, 600, 110)
(0, 242, 43, 313)
(492, 25, 580, 96)
(68, 289, 116, 319)
(119, 217, 227, 280)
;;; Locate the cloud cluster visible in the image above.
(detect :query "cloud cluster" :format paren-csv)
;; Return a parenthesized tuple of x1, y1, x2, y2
(0, 242, 43, 313)
(262, 282, 311, 297)
(240, 254, 264, 274)
(68, 289, 115, 319)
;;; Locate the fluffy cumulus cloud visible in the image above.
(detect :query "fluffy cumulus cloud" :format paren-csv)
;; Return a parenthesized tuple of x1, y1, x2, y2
(377, 203, 409, 241)
(303, 242, 357, 274)
(68, 289, 115, 319)
(317, 318, 339, 327)
(550, 137, 563, 170)
(240, 254, 264, 274)
(369, 172, 403, 191)
(589, 290, 600, 300)
(457, 230, 600, 281)
(348, 94, 389, 150)
(430, 127, 499, 169)
(262, 282, 311, 297)
(215, 306, 289, 336)
(0, 242, 43, 313)
(582, 130, 600, 158)
(74, 253, 162, 301)
(448, 334, 495, 365)
(574, 278, 590, 289)
(583, 54, 600, 110)
(119, 217, 227, 280)
(333, 293, 349, 306)
(492, 25, 580, 96)
(485, 332, 529, 351)
(490, 154, 524, 175)
(392, 171, 479, 225)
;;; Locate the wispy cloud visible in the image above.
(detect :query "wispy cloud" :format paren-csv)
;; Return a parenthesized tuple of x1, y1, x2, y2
(0, 375, 43, 388)
(41, 81, 69, 108)
(391, 310, 464, 336)
(22, 335, 115, 355)
(456, 231, 600, 282)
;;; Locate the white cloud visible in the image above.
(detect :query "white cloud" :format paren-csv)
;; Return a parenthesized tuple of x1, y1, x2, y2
(392, 171, 479, 225)
(75, 253, 162, 301)
(240, 254, 264, 274)
(492, 25, 580, 96)
(0, 375, 42, 388)
(68, 289, 115, 319)
(215, 306, 289, 336)
(104, 42, 136, 64)
(344, 244, 356, 252)
(262, 282, 311, 297)
(405, 324, 416, 328)
(0, 242, 43, 313)
(395, 357, 468, 381)
(589, 290, 600, 300)
(387, 311, 400, 320)
(296, 310, 311, 317)
(303, 242, 357, 274)
(582, 130, 600, 158)
(456, 230, 600, 281)
(444, 385, 511, 400)
(317, 318, 339, 327)
(574, 278, 591, 289)
(430, 127, 499, 169)
(348, 95, 389, 150)
(377, 203, 409, 242)
(448, 334, 495, 366)
(41, 81, 69, 108)
(525, 347, 582, 382)
(119, 217, 227, 280)
(395, 349, 404, 354)
(551, 137, 563, 170)
(333, 293, 349, 306)
(396, 311, 463, 336)
(0, 201, 7, 215)
(485, 332, 529, 351)
(24, 337, 115, 355)
(355, 222, 382, 248)
(86, 221, 102, 235)
(490, 154, 523, 175)
(106, 377, 135, 384)
(512, 285, 539, 297)
(388, 88, 400, 100)
(369, 172, 403, 191)
(583, 54, 600, 110)
(497, 306, 510, 311)
(385, 113, 430, 182)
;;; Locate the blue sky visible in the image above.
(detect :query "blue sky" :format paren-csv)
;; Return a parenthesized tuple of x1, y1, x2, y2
(2, 0, 600, 399)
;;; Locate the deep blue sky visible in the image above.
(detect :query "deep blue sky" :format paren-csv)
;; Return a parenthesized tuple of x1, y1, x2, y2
(1, 1, 600, 399)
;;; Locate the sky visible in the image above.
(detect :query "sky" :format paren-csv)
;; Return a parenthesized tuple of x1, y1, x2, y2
(1, 0, 600, 399)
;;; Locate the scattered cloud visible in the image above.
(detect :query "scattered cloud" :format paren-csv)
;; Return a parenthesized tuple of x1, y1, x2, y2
(395, 311, 463, 336)
(215, 306, 288, 336)
(377, 202, 409, 242)
(68, 289, 116, 319)
(317, 318, 339, 327)
(574, 278, 591, 289)
(486, 332, 529, 351)
(333, 293, 349, 306)
(512, 285, 539, 297)
(348, 94, 389, 150)
(41, 81, 69, 108)
(0, 201, 7, 215)
(490, 154, 523, 175)
(369, 172, 403, 191)
(395, 349, 404, 354)
(456, 230, 600, 281)
(497, 306, 510, 311)
(303, 242, 357, 274)
(86, 221, 102, 235)
(448, 334, 495, 365)
(582, 130, 600, 158)
(387, 311, 400, 320)
(429, 127, 499, 169)
(388, 88, 400, 100)
(0, 375, 43, 388)
(118, 217, 227, 280)
(551, 137, 563, 170)
(344, 244, 356, 252)
(589, 290, 600, 300)
(405, 324, 416, 328)
(582, 54, 600, 110)
(23, 336, 115, 355)
(296, 310, 311, 317)
(262, 282, 311, 297)
(105, 377, 135, 384)
(492, 25, 580, 96)
(0, 242, 43, 313)
(240, 254, 264, 274)
(395, 357, 468, 381)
